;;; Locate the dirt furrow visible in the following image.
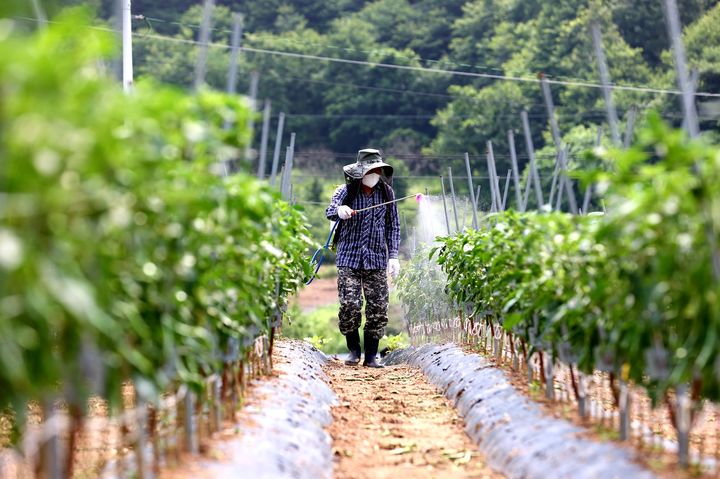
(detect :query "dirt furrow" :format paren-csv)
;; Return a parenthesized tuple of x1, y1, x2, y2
(325, 359, 503, 479)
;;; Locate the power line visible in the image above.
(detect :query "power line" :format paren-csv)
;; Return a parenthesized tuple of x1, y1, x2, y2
(234, 44, 720, 98)
(133, 12, 672, 89)
(15, 16, 716, 99)
(125, 54, 715, 123)
(129, 36, 711, 125)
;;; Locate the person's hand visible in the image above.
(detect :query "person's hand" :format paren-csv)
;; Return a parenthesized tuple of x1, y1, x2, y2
(388, 258, 400, 278)
(337, 205, 354, 220)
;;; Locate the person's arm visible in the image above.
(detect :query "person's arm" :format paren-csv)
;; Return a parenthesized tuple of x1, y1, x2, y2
(326, 185, 347, 221)
(386, 188, 400, 259)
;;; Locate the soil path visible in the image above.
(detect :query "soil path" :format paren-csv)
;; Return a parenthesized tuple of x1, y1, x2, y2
(325, 359, 503, 479)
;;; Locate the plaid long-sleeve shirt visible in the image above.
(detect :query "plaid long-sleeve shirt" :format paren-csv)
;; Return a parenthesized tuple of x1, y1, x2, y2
(326, 183, 400, 270)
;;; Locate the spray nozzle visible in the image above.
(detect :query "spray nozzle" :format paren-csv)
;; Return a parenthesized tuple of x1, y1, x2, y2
(415, 193, 425, 203)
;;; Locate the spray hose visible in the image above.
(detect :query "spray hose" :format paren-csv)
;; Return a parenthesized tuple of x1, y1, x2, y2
(305, 221, 339, 285)
(304, 193, 424, 285)
(351, 193, 421, 213)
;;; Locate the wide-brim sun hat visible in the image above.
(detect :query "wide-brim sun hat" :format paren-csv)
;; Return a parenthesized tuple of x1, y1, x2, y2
(343, 148, 393, 183)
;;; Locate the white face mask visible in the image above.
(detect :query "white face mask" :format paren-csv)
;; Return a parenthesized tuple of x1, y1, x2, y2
(362, 173, 380, 187)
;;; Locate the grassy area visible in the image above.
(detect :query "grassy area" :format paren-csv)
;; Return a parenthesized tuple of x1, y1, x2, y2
(282, 283, 409, 355)
(283, 303, 346, 354)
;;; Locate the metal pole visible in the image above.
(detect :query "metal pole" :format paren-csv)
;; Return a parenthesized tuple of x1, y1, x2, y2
(281, 133, 296, 200)
(440, 177, 451, 235)
(269, 112, 285, 186)
(561, 150, 578, 214)
(447, 167, 460, 231)
(31, 0, 47, 29)
(619, 380, 630, 441)
(226, 13, 243, 96)
(464, 153, 479, 230)
(548, 151, 562, 208)
(280, 149, 291, 200)
(665, 0, 720, 281)
(244, 71, 260, 162)
(193, 0, 214, 92)
(540, 74, 562, 150)
(676, 384, 691, 466)
(591, 23, 621, 146)
(502, 170, 512, 211)
(582, 185, 592, 215)
(257, 100, 271, 179)
(288, 132, 296, 164)
(475, 185, 482, 212)
(681, 69, 700, 132)
(222, 12, 242, 171)
(623, 106, 637, 149)
(486, 141, 503, 210)
(550, 152, 565, 211)
(521, 166, 532, 213)
(121, 0, 133, 93)
(135, 397, 148, 479)
(583, 128, 603, 213)
(521, 110, 544, 209)
(184, 392, 198, 454)
(664, 0, 700, 138)
(507, 130, 523, 209)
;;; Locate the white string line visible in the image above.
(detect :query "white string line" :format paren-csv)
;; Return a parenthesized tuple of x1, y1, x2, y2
(133, 51, 706, 123)
(132, 31, 720, 97)
(12, 17, 719, 98)
(137, 13, 586, 85)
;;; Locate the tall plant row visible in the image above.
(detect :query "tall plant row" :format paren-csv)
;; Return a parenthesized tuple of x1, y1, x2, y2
(0, 10, 312, 439)
(398, 114, 720, 404)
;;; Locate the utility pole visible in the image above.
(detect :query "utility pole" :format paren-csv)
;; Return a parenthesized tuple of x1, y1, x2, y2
(464, 153, 479, 230)
(520, 110, 544, 209)
(269, 113, 285, 186)
(623, 106, 637, 149)
(221, 12, 243, 173)
(257, 100, 272, 179)
(31, 0, 47, 29)
(447, 167, 460, 231)
(244, 71, 260, 163)
(664, 0, 699, 138)
(591, 23, 621, 146)
(507, 130, 523, 210)
(226, 13, 244, 98)
(121, 0, 133, 93)
(193, 0, 215, 92)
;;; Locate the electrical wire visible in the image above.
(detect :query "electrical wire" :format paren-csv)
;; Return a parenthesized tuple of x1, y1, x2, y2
(13, 17, 718, 98)
(133, 12, 676, 88)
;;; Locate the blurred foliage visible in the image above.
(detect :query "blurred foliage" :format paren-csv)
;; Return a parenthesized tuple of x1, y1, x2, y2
(0, 11, 311, 435)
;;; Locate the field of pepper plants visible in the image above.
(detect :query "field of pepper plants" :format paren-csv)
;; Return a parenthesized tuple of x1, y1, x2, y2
(397, 115, 720, 468)
(0, 11, 311, 475)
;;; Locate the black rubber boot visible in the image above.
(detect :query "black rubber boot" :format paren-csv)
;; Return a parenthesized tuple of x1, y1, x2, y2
(362, 331, 384, 368)
(344, 330, 361, 365)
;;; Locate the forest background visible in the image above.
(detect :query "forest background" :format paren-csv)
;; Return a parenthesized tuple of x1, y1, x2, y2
(7, 0, 720, 221)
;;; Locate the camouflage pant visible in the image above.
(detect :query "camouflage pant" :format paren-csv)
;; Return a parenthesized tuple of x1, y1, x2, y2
(337, 267, 389, 340)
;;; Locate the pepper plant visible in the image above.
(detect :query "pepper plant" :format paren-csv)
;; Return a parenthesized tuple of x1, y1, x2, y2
(0, 10, 311, 439)
(400, 114, 720, 404)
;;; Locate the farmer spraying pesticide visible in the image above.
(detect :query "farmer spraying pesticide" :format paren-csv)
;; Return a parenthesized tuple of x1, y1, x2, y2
(326, 149, 400, 368)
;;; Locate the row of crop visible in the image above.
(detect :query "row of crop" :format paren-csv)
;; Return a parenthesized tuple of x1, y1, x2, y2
(399, 115, 720, 404)
(0, 10, 311, 443)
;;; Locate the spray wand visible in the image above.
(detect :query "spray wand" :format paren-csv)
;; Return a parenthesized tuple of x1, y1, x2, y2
(305, 192, 425, 285)
(350, 193, 425, 215)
